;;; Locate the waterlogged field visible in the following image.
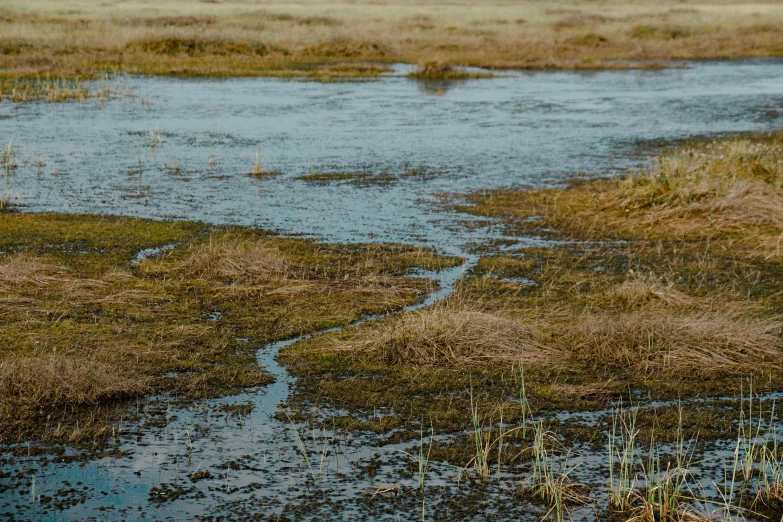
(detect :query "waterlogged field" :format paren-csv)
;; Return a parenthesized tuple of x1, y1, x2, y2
(1, 49, 783, 522)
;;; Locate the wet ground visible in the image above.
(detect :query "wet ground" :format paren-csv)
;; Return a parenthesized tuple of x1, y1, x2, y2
(2, 60, 783, 520)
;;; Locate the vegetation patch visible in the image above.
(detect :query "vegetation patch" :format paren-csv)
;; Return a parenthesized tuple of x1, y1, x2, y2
(1, 1, 782, 81)
(0, 213, 457, 445)
(407, 62, 493, 80)
(126, 36, 277, 57)
(0, 76, 125, 102)
(279, 131, 783, 518)
(297, 166, 450, 186)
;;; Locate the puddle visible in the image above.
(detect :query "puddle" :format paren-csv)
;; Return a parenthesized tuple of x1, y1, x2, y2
(130, 242, 177, 264)
(2, 59, 783, 519)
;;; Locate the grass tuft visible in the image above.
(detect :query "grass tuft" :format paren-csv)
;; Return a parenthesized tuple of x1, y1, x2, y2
(407, 62, 492, 80)
(176, 234, 286, 283)
(0, 355, 147, 409)
(324, 304, 559, 367)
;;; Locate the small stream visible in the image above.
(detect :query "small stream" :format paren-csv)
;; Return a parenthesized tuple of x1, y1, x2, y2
(2, 59, 783, 519)
(0, 256, 478, 520)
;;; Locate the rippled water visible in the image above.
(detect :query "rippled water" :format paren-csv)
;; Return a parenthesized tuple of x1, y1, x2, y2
(2, 60, 782, 255)
(2, 60, 783, 520)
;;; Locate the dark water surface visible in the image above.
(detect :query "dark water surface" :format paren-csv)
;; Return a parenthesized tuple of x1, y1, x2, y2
(2, 60, 783, 520)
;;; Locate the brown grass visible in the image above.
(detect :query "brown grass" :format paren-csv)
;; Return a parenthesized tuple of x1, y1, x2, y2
(555, 308, 782, 374)
(0, 216, 450, 444)
(465, 133, 783, 257)
(0, 253, 70, 287)
(176, 235, 286, 283)
(325, 305, 559, 367)
(0, 355, 147, 410)
(407, 61, 492, 80)
(1, 0, 782, 79)
(611, 139, 783, 232)
(608, 279, 696, 308)
(319, 297, 782, 376)
(0, 76, 124, 102)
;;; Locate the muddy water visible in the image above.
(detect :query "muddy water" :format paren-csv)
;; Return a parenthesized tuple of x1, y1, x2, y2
(2, 60, 783, 520)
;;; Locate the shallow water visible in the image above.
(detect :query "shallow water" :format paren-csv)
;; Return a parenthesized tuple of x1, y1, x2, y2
(2, 60, 783, 255)
(2, 60, 783, 519)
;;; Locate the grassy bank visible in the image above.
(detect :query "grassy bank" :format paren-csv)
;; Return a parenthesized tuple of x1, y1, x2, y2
(280, 132, 783, 518)
(1, 0, 782, 82)
(0, 213, 457, 445)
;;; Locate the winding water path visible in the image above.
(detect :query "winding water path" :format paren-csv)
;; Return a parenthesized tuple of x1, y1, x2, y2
(2, 59, 783, 519)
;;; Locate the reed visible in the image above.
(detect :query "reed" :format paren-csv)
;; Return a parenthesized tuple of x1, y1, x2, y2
(1, 141, 13, 210)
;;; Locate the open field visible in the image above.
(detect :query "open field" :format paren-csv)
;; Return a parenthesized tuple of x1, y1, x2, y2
(1, 0, 783, 83)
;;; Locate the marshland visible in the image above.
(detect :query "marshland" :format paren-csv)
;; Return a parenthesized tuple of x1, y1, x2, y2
(2, 1, 783, 520)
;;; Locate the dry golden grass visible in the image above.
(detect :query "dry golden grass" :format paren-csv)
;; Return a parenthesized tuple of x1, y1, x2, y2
(0, 253, 69, 286)
(316, 292, 781, 376)
(466, 133, 783, 257)
(0, 0, 781, 78)
(0, 355, 147, 409)
(622, 495, 711, 522)
(607, 279, 696, 308)
(324, 305, 560, 367)
(176, 235, 286, 283)
(612, 139, 783, 232)
(554, 308, 781, 374)
(0, 76, 121, 102)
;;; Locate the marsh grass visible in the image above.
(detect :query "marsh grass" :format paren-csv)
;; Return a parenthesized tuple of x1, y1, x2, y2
(1, 0, 781, 80)
(0, 215, 450, 444)
(1, 140, 14, 210)
(407, 62, 492, 80)
(176, 234, 286, 282)
(249, 150, 272, 177)
(465, 133, 783, 257)
(0, 355, 148, 410)
(147, 129, 163, 148)
(302, 295, 781, 379)
(318, 303, 570, 368)
(605, 404, 706, 522)
(0, 76, 123, 102)
(278, 131, 783, 518)
(285, 411, 319, 483)
(601, 391, 783, 521)
(297, 172, 362, 183)
(527, 422, 588, 521)
(454, 133, 783, 380)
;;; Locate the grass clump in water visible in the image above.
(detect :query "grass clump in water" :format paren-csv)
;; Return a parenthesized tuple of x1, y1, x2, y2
(407, 62, 493, 80)
(0, 76, 125, 102)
